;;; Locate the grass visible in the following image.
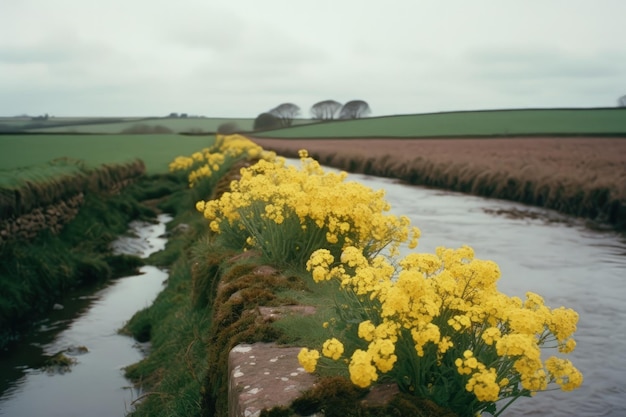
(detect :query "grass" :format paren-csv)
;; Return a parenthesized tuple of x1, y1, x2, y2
(0, 134, 214, 175)
(0, 175, 171, 350)
(253, 108, 626, 138)
(26, 117, 258, 134)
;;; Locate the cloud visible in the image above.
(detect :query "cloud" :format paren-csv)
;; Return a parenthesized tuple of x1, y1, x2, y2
(1, 0, 626, 116)
(467, 46, 624, 80)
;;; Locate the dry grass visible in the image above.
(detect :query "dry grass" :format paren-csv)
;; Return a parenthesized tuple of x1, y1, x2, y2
(251, 136, 626, 229)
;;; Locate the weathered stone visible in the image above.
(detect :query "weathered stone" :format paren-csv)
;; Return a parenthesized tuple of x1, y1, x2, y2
(253, 265, 279, 277)
(360, 383, 400, 407)
(257, 306, 317, 323)
(228, 343, 317, 417)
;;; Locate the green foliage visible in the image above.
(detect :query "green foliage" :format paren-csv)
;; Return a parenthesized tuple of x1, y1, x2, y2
(254, 108, 626, 138)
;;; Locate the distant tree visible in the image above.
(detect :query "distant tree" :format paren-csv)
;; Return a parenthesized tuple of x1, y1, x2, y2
(253, 112, 282, 131)
(269, 103, 300, 127)
(217, 122, 241, 134)
(618, 95, 626, 107)
(121, 124, 174, 134)
(310, 100, 342, 120)
(338, 100, 371, 119)
(31, 113, 49, 121)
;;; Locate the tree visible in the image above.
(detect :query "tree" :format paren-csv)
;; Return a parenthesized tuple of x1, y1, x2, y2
(338, 100, 371, 119)
(269, 103, 300, 127)
(310, 100, 342, 120)
(217, 122, 241, 134)
(618, 95, 626, 107)
(253, 112, 282, 131)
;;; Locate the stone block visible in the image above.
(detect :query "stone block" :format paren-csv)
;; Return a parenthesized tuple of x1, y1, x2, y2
(228, 343, 317, 417)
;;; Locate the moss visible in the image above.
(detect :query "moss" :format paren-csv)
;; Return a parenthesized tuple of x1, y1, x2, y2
(291, 376, 368, 417)
(260, 377, 459, 417)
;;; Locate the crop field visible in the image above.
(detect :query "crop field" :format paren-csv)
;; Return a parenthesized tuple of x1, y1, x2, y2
(254, 108, 626, 138)
(251, 136, 626, 229)
(0, 134, 213, 175)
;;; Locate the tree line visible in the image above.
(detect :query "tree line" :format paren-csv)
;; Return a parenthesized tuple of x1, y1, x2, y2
(253, 100, 371, 131)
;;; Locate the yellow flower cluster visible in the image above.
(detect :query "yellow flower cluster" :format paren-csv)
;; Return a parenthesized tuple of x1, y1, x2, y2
(297, 348, 320, 373)
(322, 337, 344, 360)
(172, 136, 582, 415)
(168, 134, 277, 188)
(196, 149, 420, 257)
(348, 349, 379, 388)
(303, 243, 583, 413)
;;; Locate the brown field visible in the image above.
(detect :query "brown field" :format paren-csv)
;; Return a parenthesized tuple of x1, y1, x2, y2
(250, 136, 626, 230)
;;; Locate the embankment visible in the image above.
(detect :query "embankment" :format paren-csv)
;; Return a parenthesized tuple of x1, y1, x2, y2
(0, 161, 185, 350)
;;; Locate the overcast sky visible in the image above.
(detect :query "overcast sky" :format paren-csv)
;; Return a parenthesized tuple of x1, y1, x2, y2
(1, 0, 625, 118)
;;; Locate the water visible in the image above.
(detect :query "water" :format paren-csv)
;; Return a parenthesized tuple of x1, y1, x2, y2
(348, 172, 626, 417)
(0, 214, 171, 417)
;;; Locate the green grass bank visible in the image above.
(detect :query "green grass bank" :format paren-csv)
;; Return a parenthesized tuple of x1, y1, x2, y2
(0, 172, 192, 351)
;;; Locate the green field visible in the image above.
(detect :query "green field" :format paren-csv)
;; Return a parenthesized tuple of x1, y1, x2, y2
(0, 116, 319, 135)
(0, 134, 213, 175)
(254, 108, 626, 138)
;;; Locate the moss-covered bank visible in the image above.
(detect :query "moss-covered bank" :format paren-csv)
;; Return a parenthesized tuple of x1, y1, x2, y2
(0, 171, 187, 351)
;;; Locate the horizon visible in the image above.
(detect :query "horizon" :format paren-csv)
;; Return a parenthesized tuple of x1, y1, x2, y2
(3, 104, 625, 121)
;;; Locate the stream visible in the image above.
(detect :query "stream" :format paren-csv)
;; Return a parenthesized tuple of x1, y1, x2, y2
(0, 213, 171, 417)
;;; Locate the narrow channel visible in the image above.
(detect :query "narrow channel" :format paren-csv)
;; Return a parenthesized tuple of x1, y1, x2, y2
(0, 213, 171, 417)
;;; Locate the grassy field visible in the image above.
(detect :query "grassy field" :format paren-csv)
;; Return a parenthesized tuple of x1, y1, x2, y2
(0, 134, 213, 175)
(0, 116, 319, 134)
(254, 108, 626, 138)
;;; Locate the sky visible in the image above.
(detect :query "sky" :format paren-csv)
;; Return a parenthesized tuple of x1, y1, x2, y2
(1, 0, 625, 118)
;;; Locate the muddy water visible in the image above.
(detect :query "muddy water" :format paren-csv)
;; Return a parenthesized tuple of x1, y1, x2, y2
(349, 172, 626, 417)
(0, 214, 171, 417)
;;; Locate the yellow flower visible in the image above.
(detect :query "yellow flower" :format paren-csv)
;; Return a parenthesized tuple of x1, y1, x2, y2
(545, 357, 583, 391)
(322, 338, 344, 360)
(465, 368, 500, 402)
(367, 338, 397, 373)
(481, 327, 502, 345)
(358, 320, 376, 342)
(348, 349, 378, 388)
(298, 348, 320, 373)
